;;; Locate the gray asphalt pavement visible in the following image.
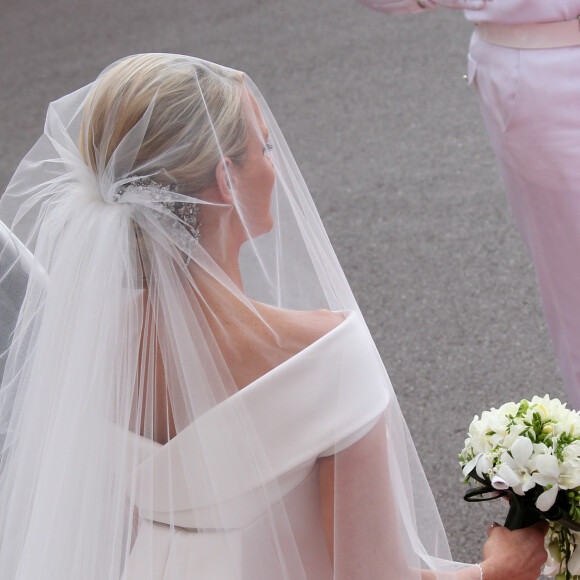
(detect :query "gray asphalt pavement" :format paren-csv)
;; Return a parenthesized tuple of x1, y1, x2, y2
(0, 0, 564, 569)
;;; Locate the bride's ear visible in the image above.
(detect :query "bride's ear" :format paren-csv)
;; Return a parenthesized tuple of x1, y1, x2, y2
(215, 159, 236, 204)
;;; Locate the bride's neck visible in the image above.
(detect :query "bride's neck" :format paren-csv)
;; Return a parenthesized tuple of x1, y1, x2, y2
(197, 233, 245, 291)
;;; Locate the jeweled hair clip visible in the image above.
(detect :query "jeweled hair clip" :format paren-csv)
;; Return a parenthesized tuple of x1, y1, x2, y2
(114, 177, 201, 240)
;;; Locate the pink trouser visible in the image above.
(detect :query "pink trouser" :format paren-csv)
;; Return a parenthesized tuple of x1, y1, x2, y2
(468, 32, 580, 409)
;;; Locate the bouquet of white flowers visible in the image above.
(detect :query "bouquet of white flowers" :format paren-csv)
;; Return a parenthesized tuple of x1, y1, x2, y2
(459, 396, 580, 579)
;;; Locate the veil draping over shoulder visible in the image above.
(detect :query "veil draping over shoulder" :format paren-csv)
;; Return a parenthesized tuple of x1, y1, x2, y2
(0, 54, 469, 579)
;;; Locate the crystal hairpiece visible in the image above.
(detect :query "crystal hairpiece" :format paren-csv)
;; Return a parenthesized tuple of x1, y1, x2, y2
(114, 177, 201, 240)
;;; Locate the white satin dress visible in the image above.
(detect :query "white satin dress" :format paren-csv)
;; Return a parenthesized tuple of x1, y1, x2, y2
(121, 312, 388, 579)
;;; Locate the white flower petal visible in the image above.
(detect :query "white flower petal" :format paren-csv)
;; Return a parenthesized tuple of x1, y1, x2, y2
(560, 465, 580, 490)
(497, 464, 522, 488)
(501, 452, 518, 470)
(511, 436, 534, 467)
(476, 455, 492, 479)
(491, 475, 510, 491)
(521, 478, 536, 493)
(532, 473, 557, 487)
(542, 561, 559, 576)
(536, 485, 559, 512)
(569, 545, 580, 575)
(533, 442, 549, 455)
(462, 453, 482, 477)
(534, 454, 560, 479)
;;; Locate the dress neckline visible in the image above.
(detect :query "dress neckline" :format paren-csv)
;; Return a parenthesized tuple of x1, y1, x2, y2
(132, 310, 355, 450)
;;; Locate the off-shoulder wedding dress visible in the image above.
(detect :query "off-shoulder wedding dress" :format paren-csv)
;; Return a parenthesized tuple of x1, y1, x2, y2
(123, 312, 388, 579)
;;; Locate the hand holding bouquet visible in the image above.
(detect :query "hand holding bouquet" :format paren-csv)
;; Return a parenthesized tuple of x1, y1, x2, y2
(459, 396, 580, 578)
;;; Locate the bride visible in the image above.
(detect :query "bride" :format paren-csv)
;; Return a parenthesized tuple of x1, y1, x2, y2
(0, 53, 546, 579)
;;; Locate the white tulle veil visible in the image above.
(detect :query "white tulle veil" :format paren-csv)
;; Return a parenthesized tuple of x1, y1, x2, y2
(0, 54, 469, 579)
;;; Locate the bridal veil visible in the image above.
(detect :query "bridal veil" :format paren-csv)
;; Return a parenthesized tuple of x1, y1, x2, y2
(0, 54, 468, 579)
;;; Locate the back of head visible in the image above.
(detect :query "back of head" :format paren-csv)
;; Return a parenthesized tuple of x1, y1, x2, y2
(79, 53, 248, 195)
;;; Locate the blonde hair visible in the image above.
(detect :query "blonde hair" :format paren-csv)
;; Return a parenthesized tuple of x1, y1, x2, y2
(80, 54, 247, 194)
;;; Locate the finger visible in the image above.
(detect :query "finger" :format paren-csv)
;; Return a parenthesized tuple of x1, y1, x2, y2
(486, 521, 501, 537)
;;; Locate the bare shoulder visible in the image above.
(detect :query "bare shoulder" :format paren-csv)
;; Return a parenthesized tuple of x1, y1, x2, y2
(297, 309, 344, 342)
(256, 304, 345, 349)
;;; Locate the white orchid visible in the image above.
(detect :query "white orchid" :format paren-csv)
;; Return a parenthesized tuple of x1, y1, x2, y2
(529, 454, 560, 511)
(568, 545, 580, 576)
(559, 441, 580, 490)
(485, 439, 535, 495)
